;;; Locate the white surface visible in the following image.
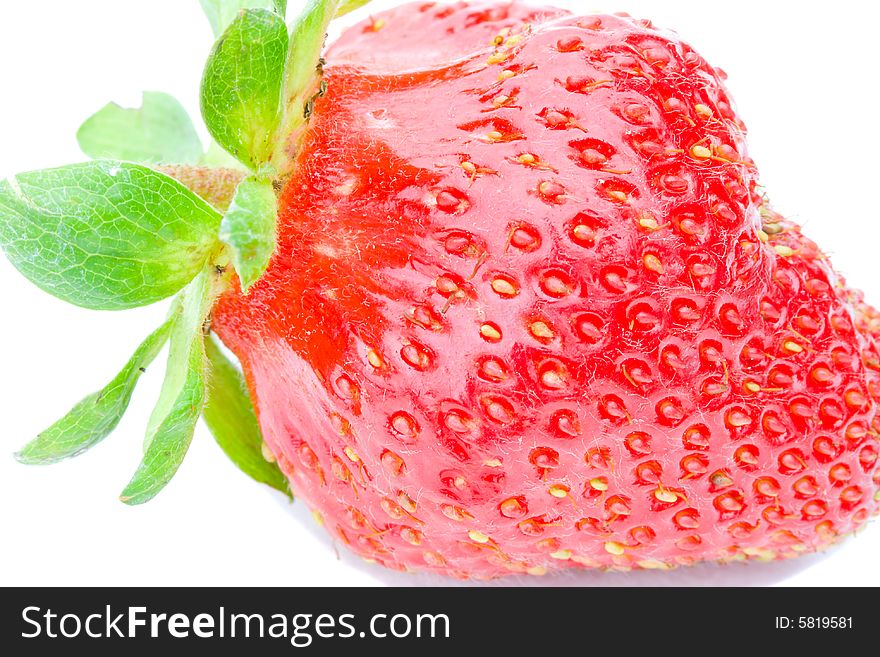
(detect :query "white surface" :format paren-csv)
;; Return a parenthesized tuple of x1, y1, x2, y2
(1, 0, 878, 587)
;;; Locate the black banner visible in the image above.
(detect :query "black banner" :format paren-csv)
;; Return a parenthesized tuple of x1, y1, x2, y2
(1, 587, 871, 653)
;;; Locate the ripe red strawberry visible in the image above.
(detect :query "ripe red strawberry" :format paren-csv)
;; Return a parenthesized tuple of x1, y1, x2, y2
(209, 1, 880, 577)
(3, 1, 879, 580)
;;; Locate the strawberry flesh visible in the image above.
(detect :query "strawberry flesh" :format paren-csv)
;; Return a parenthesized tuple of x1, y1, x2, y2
(214, 2, 880, 577)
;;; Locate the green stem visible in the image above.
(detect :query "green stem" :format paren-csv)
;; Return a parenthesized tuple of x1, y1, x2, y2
(158, 165, 246, 212)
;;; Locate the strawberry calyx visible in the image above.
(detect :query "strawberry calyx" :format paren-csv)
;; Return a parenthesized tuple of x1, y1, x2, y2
(0, 0, 372, 503)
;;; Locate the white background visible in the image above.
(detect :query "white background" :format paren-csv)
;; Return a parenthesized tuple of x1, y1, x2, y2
(1, 0, 879, 587)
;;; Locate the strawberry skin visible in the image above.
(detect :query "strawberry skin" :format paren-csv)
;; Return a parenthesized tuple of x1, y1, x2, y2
(213, 1, 880, 577)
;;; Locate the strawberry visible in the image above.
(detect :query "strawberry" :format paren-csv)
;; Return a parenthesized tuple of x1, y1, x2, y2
(2, 1, 879, 579)
(210, 2, 880, 576)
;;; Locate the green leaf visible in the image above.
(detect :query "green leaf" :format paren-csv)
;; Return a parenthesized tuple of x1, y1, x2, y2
(219, 176, 277, 292)
(201, 9, 289, 170)
(119, 269, 214, 505)
(336, 0, 370, 17)
(77, 92, 204, 165)
(200, 0, 287, 37)
(270, 0, 340, 173)
(204, 336, 290, 497)
(0, 161, 221, 310)
(282, 0, 336, 118)
(15, 317, 174, 465)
